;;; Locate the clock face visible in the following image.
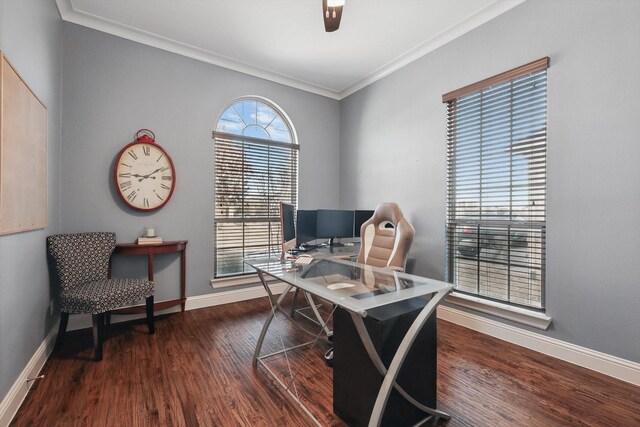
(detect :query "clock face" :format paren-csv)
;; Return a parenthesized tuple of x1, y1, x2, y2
(114, 142, 175, 211)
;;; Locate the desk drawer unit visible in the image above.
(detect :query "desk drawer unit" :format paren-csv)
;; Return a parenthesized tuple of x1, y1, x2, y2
(333, 298, 437, 426)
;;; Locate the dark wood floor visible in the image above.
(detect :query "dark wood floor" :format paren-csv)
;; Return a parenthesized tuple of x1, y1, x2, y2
(12, 296, 640, 427)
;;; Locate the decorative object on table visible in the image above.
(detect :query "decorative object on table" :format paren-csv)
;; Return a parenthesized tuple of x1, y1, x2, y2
(114, 129, 176, 211)
(138, 235, 163, 245)
(0, 52, 48, 235)
(47, 232, 154, 361)
(137, 226, 163, 244)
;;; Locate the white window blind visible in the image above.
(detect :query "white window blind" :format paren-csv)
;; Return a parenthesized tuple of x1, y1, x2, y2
(213, 99, 298, 278)
(443, 58, 549, 309)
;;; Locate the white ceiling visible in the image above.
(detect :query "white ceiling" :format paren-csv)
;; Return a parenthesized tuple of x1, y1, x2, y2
(57, 0, 525, 99)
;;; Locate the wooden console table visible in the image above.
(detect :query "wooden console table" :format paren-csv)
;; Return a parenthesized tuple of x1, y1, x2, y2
(111, 240, 188, 314)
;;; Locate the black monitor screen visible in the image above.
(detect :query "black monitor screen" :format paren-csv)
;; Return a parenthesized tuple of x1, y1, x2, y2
(296, 210, 317, 245)
(316, 210, 355, 239)
(281, 203, 296, 242)
(354, 210, 374, 237)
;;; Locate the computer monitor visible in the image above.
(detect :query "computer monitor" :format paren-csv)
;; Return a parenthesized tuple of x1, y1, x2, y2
(296, 210, 317, 246)
(316, 209, 355, 246)
(280, 203, 296, 256)
(354, 210, 374, 237)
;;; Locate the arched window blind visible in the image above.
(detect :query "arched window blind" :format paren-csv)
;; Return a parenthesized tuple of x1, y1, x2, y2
(213, 98, 298, 278)
(443, 58, 549, 309)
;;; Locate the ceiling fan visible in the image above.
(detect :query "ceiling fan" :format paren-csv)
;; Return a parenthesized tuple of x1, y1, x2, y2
(323, 0, 345, 32)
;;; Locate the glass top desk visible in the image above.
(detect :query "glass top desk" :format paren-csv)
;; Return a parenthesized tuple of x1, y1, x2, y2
(246, 256, 453, 427)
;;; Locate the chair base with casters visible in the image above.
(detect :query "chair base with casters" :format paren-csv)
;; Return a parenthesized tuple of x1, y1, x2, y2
(48, 233, 155, 361)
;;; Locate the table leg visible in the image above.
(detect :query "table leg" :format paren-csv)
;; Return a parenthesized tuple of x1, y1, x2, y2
(147, 254, 154, 282)
(180, 249, 186, 311)
(253, 271, 294, 365)
(349, 288, 452, 427)
(303, 292, 331, 337)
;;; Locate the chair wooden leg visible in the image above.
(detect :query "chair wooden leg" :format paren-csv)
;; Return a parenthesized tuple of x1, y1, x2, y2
(146, 296, 155, 334)
(92, 313, 104, 361)
(56, 312, 69, 349)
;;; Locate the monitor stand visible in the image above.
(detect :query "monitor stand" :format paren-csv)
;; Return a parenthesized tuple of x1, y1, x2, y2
(329, 237, 344, 247)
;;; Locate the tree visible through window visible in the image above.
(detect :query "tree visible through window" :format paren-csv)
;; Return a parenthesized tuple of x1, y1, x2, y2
(213, 98, 298, 277)
(443, 58, 548, 309)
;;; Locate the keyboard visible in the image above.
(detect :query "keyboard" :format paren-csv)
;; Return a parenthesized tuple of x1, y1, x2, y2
(294, 256, 314, 266)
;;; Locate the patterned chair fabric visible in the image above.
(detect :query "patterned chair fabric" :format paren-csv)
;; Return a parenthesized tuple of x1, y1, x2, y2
(47, 232, 154, 314)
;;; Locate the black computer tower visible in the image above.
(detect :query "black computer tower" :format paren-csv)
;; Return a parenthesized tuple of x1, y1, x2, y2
(333, 298, 437, 427)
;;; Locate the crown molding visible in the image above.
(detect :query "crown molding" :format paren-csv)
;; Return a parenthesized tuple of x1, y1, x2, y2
(56, 0, 342, 100)
(337, 0, 527, 99)
(56, 0, 525, 101)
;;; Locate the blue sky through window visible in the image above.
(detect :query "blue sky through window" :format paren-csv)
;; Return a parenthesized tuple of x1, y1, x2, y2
(216, 99, 292, 143)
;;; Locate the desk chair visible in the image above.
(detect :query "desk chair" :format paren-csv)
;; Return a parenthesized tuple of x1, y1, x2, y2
(357, 202, 415, 271)
(325, 202, 415, 365)
(47, 232, 155, 361)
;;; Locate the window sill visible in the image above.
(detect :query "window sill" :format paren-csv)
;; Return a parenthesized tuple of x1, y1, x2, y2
(445, 292, 552, 330)
(210, 274, 262, 289)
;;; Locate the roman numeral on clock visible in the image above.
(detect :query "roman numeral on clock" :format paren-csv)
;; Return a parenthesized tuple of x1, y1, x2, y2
(143, 146, 151, 156)
(126, 190, 137, 202)
(119, 181, 132, 190)
(128, 150, 138, 160)
(156, 193, 164, 202)
(161, 183, 170, 190)
(119, 173, 131, 178)
(143, 198, 149, 208)
(161, 176, 172, 181)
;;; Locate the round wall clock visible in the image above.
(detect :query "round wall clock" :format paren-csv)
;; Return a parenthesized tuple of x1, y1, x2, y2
(114, 129, 176, 211)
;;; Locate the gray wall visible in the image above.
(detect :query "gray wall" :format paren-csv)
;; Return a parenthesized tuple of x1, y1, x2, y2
(0, 0, 62, 400)
(339, 0, 640, 362)
(61, 24, 341, 300)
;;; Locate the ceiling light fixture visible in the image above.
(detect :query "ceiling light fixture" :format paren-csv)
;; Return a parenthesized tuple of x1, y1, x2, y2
(323, 0, 345, 32)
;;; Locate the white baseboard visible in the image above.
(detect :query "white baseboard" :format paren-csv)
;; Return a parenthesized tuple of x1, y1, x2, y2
(67, 282, 290, 331)
(437, 305, 640, 387)
(0, 327, 57, 427)
(187, 282, 290, 310)
(67, 305, 183, 331)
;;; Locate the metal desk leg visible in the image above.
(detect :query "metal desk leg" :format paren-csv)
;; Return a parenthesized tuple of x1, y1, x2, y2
(349, 289, 452, 427)
(303, 291, 332, 337)
(290, 288, 300, 317)
(253, 271, 294, 365)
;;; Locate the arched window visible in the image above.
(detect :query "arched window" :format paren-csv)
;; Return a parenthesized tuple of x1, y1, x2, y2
(213, 97, 299, 278)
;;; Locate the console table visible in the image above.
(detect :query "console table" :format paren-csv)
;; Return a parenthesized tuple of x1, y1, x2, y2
(112, 240, 188, 314)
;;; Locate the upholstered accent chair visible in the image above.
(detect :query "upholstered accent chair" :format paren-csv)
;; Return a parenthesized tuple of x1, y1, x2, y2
(357, 202, 415, 271)
(47, 232, 154, 361)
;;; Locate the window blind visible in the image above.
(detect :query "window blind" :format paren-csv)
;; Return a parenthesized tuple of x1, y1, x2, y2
(214, 131, 299, 278)
(444, 58, 548, 309)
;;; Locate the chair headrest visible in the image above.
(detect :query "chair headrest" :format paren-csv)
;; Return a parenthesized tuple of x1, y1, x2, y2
(371, 202, 407, 226)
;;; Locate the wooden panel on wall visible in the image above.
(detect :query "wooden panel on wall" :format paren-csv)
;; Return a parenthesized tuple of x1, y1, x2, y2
(0, 53, 47, 235)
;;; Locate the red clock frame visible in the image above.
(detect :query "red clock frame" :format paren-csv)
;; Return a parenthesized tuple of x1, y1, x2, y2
(113, 130, 176, 212)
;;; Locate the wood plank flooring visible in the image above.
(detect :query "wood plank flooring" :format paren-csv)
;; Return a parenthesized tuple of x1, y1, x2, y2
(11, 296, 640, 426)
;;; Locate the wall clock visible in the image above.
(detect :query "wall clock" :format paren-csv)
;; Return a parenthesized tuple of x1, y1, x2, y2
(114, 129, 176, 211)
